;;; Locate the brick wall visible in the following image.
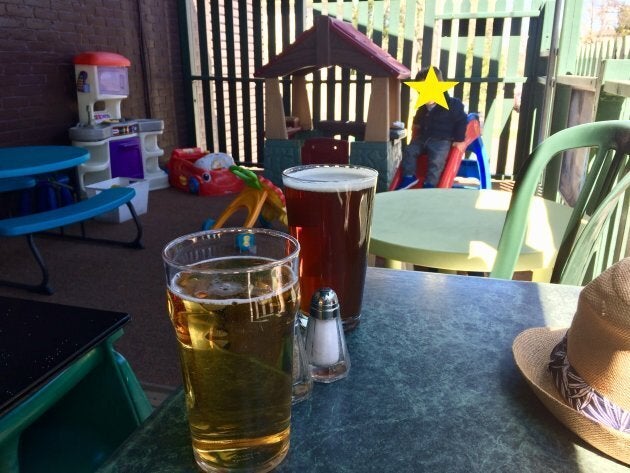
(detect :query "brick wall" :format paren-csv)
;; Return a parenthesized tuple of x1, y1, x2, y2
(0, 0, 187, 160)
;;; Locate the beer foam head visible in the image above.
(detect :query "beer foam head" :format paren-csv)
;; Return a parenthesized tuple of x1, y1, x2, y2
(170, 257, 299, 304)
(282, 165, 378, 192)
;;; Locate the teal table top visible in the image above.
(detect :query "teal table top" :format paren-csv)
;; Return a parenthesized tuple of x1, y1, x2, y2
(370, 189, 573, 282)
(0, 146, 89, 178)
(97, 268, 627, 472)
(0, 296, 129, 416)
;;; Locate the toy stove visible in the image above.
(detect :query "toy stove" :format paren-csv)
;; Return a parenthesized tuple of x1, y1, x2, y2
(68, 51, 168, 193)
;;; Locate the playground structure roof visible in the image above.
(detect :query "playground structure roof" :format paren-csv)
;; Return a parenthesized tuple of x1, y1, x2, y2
(255, 15, 411, 79)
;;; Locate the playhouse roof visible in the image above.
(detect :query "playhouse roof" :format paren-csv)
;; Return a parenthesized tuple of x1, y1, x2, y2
(254, 16, 411, 79)
(73, 51, 131, 67)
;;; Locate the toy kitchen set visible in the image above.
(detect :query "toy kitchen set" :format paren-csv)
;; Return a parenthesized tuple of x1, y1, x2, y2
(69, 51, 168, 194)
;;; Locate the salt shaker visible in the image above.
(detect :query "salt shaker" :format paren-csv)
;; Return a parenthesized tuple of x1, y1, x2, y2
(305, 288, 350, 383)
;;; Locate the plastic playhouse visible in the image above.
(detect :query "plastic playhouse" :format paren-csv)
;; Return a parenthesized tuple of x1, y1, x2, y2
(254, 15, 411, 192)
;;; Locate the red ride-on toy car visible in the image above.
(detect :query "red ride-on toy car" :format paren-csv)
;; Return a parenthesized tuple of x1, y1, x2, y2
(167, 148, 245, 196)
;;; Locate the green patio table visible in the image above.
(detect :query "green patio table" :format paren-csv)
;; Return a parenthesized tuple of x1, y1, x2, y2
(96, 268, 626, 473)
(369, 188, 574, 282)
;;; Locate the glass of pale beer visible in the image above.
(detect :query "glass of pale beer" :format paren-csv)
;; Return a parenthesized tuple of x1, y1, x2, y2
(162, 228, 300, 473)
(282, 164, 378, 331)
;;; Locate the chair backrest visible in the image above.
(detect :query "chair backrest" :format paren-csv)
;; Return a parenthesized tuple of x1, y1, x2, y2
(490, 120, 630, 283)
(553, 172, 630, 285)
(301, 137, 349, 165)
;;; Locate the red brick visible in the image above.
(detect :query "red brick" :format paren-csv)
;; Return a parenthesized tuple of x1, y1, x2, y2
(33, 7, 58, 21)
(6, 3, 33, 17)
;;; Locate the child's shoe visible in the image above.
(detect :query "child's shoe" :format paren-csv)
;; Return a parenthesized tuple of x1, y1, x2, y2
(396, 175, 419, 190)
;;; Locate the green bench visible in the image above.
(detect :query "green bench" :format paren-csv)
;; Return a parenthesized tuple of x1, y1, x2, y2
(0, 187, 143, 294)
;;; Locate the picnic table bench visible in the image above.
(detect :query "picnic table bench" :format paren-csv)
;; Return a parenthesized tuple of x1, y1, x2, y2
(0, 187, 143, 294)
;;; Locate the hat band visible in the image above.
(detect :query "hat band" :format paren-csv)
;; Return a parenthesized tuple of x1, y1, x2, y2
(549, 335, 630, 433)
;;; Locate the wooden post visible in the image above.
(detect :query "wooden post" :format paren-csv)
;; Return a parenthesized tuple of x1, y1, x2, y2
(265, 78, 288, 139)
(291, 75, 312, 130)
(389, 78, 401, 123)
(365, 77, 390, 142)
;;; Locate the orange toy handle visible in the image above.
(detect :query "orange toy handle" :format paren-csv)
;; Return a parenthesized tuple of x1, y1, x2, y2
(211, 187, 270, 229)
(209, 166, 286, 229)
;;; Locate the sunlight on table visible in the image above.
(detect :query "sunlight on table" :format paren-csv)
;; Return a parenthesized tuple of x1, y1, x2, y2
(370, 189, 574, 282)
(468, 193, 560, 272)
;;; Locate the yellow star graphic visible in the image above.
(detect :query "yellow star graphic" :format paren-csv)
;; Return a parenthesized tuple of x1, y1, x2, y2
(404, 67, 459, 110)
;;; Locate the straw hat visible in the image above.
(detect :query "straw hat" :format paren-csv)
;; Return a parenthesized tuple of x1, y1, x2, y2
(513, 258, 630, 465)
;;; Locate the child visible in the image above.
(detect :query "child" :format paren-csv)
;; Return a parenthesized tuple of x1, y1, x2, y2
(397, 66, 468, 189)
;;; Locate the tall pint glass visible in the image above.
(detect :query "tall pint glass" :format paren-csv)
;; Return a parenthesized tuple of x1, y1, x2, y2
(282, 164, 378, 331)
(162, 228, 300, 473)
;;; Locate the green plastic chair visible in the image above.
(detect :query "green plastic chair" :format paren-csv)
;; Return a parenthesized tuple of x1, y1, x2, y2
(553, 171, 630, 285)
(0, 332, 153, 473)
(490, 120, 630, 284)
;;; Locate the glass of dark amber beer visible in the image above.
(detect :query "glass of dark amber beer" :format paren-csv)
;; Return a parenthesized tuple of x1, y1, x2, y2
(282, 164, 378, 331)
(162, 228, 300, 473)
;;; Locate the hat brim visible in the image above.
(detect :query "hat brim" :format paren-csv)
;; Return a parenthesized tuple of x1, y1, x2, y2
(513, 327, 630, 465)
